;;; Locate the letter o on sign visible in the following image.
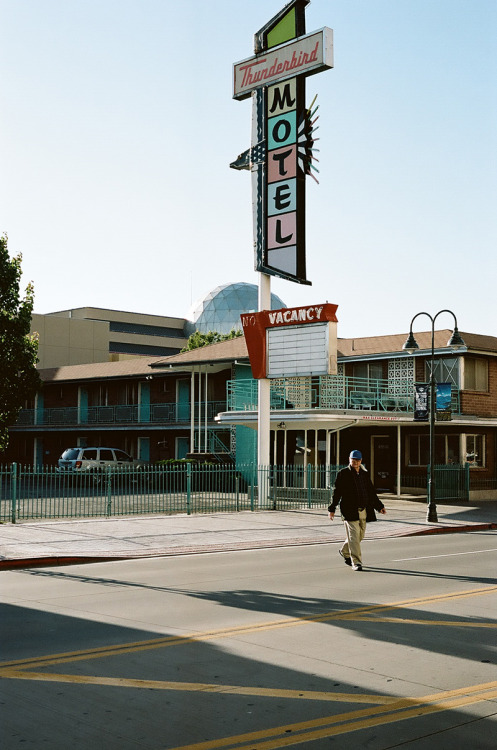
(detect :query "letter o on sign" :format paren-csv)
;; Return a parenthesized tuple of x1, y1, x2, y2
(271, 119, 291, 144)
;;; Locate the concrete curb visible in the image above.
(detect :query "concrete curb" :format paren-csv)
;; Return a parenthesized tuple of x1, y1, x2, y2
(0, 556, 126, 570)
(408, 522, 497, 536)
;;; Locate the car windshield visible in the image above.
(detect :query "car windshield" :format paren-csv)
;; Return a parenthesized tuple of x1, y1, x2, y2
(60, 449, 80, 460)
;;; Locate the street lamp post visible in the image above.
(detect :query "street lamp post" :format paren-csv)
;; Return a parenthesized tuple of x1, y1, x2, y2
(403, 310, 465, 523)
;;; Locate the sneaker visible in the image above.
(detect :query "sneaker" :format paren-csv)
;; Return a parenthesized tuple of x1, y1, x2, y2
(339, 549, 352, 566)
(352, 564, 363, 571)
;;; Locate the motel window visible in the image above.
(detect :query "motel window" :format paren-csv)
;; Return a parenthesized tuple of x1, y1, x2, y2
(425, 358, 460, 388)
(464, 434, 485, 468)
(407, 435, 429, 467)
(446, 435, 461, 464)
(352, 362, 383, 386)
(407, 434, 460, 467)
(117, 382, 138, 405)
(88, 385, 109, 407)
(463, 358, 488, 392)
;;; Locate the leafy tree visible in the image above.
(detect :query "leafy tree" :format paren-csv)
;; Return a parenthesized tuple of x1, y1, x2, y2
(0, 234, 40, 451)
(181, 328, 243, 352)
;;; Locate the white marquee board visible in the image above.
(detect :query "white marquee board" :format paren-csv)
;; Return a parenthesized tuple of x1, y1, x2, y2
(266, 322, 332, 378)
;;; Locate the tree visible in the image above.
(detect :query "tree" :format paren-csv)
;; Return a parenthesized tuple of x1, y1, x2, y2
(181, 328, 243, 352)
(0, 234, 40, 451)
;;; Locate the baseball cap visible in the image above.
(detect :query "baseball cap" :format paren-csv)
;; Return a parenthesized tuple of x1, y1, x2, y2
(349, 450, 362, 460)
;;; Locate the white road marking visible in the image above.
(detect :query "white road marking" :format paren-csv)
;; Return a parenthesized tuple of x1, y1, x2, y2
(393, 548, 497, 561)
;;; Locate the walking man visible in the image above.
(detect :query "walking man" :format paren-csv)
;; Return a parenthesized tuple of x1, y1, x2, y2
(328, 450, 386, 571)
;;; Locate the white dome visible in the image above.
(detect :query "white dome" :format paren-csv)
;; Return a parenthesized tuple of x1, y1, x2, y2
(186, 282, 286, 335)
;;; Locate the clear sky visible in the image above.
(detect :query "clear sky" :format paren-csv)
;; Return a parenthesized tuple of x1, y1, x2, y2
(1, 0, 496, 339)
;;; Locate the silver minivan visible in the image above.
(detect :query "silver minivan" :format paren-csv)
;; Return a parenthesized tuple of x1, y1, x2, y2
(58, 447, 143, 472)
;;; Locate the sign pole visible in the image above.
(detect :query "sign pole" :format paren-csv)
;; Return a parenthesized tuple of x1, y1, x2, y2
(258, 272, 271, 506)
(252, 83, 271, 504)
(232, 1, 333, 507)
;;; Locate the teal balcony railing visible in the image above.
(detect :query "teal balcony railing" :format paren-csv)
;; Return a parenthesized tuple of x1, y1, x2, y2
(227, 375, 461, 414)
(14, 401, 227, 428)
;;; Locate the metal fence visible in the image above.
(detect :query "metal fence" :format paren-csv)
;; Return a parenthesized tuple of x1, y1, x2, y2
(402, 464, 470, 501)
(0, 463, 480, 524)
(0, 463, 345, 523)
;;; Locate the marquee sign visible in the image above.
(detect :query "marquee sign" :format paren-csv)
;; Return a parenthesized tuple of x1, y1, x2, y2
(241, 303, 338, 379)
(233, 28, 333, 101)
(231, 1, 333, 285)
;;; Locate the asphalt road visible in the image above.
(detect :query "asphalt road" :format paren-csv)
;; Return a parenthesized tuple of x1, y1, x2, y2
(1, 532, 496, 749)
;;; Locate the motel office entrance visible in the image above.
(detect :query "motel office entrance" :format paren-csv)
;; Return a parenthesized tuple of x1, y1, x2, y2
(271, 426, 399, 493)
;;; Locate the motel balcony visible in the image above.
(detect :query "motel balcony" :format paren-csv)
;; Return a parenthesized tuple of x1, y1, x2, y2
(13, 401, 228, 429)
(226, 376, 461, 415)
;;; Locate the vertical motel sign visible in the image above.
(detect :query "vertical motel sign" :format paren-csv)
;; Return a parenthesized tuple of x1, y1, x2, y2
(232, 0, 333, 285)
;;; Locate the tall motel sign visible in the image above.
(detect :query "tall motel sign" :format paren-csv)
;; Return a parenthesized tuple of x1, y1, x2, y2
(231, 1, 333, 496)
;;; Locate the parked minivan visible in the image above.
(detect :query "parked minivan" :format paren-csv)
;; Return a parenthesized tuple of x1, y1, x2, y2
(58, 447, 144, 472)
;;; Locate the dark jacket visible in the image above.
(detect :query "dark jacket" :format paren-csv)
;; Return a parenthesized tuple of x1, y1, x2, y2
(328, 465, 384, 522)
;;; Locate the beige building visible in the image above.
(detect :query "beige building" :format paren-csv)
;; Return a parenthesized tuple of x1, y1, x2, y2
(31, 307, 189, 369)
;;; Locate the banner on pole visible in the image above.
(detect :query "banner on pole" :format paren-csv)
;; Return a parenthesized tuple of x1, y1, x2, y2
(414, 383, 429, 421)
(436, 382, 452, 421)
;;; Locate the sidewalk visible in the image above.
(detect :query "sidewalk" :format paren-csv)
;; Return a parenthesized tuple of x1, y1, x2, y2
(0, 497, 496, 569)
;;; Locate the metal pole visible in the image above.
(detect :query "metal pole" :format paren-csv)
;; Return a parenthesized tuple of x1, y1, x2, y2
(427, 322, 438, 522)
(204, 368, 208, 454)
(257, 272, 271, 507)
(198, 370, 202, 451)
(106, 467, 112, 517)
(11, 463, 17, 524)
(396, 424, 401, 497)
(186, 462, 191, 515)
(404, 309, 464, 522)
(190, 369, 195, 454)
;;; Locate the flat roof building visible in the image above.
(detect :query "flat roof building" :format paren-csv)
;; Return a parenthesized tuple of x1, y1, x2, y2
(31, 307, 190, 368)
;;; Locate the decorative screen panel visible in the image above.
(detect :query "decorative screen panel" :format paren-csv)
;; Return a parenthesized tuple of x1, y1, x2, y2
(388, 358, 414, 394)
(320, 365, 345, 408)
(271, 376, 313, 408)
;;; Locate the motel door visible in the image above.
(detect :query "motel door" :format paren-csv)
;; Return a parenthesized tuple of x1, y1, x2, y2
(372, 436, 396, 493)
(177, 379, 190, 421)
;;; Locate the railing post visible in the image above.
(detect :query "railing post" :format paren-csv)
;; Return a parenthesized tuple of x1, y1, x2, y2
(251, 463, 255, 511)
(106, 467, 113, 516)
(307, 464, 312, 508)
(11, 463, 17, 524)
(270, 466, 276, 510)
(186, 462, 192, 515)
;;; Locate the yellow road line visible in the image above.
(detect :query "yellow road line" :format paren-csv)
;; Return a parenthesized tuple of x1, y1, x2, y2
(0, 670, 398, 704)
(250, 689, 497, 750)
(1, 585, 495, 672)
(163, 682, 497, 750)
(3, 670, 495, 748)
(344, 616, 497, 627)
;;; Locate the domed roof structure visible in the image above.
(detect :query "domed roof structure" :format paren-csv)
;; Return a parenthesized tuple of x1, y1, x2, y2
(186, 282, 286, 335)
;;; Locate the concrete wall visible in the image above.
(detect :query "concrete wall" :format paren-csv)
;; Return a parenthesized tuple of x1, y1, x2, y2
(41, 307, 189, 361)
(31, 314, 110, 368)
